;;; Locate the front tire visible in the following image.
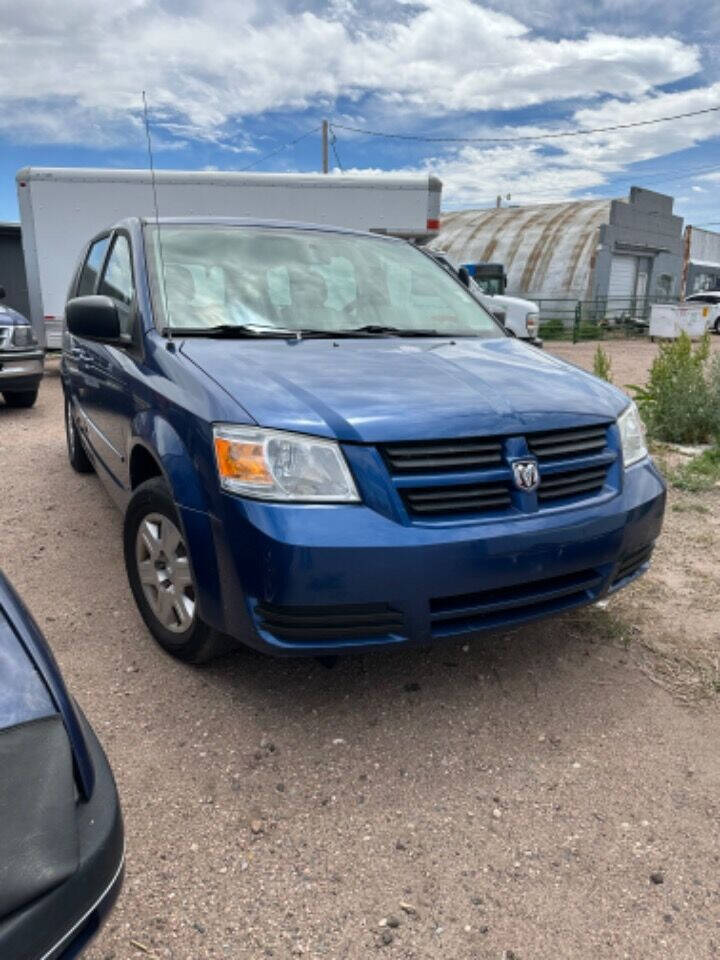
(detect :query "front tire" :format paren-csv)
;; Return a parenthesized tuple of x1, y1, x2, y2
(3, 388, 38, 408)
(714, 316, 720, 335)
(123, 478, 233, 663)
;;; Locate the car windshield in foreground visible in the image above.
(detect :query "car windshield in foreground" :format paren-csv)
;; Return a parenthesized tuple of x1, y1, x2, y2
(145, 224, 503, 339)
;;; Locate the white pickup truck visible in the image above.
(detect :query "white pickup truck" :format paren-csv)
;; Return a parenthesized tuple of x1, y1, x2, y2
(462, 261, 540, 343)
(427, 253, 541, 343)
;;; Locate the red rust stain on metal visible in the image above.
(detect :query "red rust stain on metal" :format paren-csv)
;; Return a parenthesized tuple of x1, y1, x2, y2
(519, 203, 579, 293)
(563, 204, 610, 294)
(502, 207, 554, 278)
(481, 238, 498, 261)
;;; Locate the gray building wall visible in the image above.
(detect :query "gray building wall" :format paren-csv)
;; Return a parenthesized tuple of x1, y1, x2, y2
(0, 223, 30, 320)
(683, 225, 720, 295)
(591, 188, 684, 304)
(435, 187, 684, 318)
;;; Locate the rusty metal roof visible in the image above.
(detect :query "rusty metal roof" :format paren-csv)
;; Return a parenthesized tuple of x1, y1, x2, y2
(432, 199, 612, 300)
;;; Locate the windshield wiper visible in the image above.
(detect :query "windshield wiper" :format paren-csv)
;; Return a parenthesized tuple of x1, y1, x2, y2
(164, 323, 468, 340)
(164, 324, 306, 339)
(338, 324, 452, 337)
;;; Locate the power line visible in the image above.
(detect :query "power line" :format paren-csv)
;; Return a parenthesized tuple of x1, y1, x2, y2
(238, 125, 322, 171)
(331, 104, 720, 144)
(329, 126, 344, 172)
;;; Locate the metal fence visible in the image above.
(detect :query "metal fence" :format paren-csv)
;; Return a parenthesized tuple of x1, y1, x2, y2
(533, 296, 680, 342)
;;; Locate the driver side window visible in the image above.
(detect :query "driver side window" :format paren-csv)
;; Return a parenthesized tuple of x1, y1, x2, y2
(98, 235, 135, 338)
(76, 236, 110, 297)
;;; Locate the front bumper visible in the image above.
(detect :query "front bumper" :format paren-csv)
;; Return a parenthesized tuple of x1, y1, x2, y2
(0, 350, 44, 391)
(185, 457, 665, 655)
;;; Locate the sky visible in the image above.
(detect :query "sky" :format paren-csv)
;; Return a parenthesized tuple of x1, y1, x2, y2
(1, 0, 719, 226)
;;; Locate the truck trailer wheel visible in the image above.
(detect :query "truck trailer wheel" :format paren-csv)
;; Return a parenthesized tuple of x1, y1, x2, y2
(2, 389, 38, 409)
(123, 478, 235, 664)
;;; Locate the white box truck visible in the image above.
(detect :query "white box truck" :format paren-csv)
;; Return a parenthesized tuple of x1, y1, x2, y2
(17, 167, 442, 348)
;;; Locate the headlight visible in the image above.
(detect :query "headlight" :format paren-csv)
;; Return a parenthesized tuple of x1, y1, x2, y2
(617, 402, 647, 467)
(213, 425, 360, 502)
(10, 324, 38, 349)
(525, 311, 539, 332)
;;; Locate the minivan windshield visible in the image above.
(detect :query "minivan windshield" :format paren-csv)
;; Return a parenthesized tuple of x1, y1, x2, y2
(145, 225, 503, 338)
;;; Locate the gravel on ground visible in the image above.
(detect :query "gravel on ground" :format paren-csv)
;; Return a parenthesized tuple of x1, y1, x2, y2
(0, 344, 718, 960)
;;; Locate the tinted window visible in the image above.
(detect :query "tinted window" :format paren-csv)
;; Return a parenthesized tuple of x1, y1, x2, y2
(99, 236, 134, 306)
(98, 235, 135, 337)
(76, 236, 110, 296)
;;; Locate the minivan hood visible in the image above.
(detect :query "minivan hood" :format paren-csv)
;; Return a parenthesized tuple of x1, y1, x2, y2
(180, 336, 627, 443)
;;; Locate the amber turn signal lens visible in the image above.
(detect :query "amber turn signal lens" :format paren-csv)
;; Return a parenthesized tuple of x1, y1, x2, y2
(213, 437, 273, 485)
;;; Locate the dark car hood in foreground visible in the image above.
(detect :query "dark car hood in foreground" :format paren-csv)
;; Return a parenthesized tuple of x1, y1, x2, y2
(180, 336, 628, 443)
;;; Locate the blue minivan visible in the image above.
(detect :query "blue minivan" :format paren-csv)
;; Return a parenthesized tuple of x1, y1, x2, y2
(61, 218, 665, 662)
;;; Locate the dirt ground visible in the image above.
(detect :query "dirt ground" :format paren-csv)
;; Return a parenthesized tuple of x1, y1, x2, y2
(1, 343, 719, 960)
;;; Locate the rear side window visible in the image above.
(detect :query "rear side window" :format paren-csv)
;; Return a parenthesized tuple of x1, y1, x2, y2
(76, 236, 110, 296)
(98, 235, 136, 337)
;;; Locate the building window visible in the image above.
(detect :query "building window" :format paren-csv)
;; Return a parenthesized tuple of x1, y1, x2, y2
(655, 274, 673, 298)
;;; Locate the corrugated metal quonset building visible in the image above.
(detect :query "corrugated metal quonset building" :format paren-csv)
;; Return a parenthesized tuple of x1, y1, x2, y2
(683, 225, 720, 295)
(433, 187, 684, 314)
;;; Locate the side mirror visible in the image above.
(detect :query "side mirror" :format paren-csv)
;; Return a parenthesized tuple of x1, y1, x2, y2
(65, 296, 121, 342)
(457, 267, 471, 288)
(491, 308, 506, 324)
(0, 286, 6, 299)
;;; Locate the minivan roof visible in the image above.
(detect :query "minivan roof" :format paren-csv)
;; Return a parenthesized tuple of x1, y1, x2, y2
(135, 216, 405, 240)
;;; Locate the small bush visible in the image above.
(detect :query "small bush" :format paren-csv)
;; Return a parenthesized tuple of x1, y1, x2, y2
(631, 333, 720, 444)
(577, 321, 602, 340)
(669, 446, 720, 493)
(539, 317, 567, 340)
(592, 345, 613, 382)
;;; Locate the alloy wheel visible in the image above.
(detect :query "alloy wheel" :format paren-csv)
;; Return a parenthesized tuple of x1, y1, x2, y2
(135, 513, 196, 633)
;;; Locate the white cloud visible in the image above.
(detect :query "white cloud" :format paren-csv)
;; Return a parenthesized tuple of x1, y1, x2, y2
(0, 0, 702, 146)
(0, 0, 716, 211)
(335, 77, 720, 209)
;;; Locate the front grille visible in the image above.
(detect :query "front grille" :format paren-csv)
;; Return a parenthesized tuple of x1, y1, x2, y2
(382, 437, 503, 473)
(612, 543, 654, 585)
(255, 601, 404, 642)
(401, 481, 511, 516)
(380, 422, 615, 521)
(528, 424, 608, 460)
(430, 567, 603, 637)
(537, 465, 608, 502)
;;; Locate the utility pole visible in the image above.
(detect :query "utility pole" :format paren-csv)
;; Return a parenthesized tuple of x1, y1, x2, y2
(322, 120, 329, 173)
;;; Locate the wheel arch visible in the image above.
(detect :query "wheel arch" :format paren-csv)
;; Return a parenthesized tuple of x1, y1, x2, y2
(129, 412, 211, 513)
(127, 416, 227, 636)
